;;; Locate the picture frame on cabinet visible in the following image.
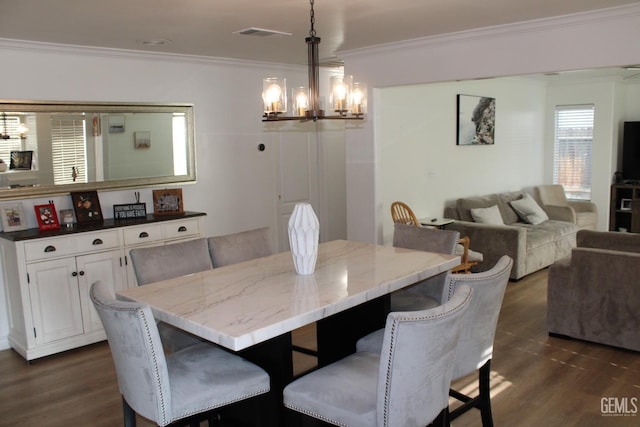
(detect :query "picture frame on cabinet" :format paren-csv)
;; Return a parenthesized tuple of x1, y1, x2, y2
(71, 190, 104, 224)
(34, 203, 60, 231)
(152, 188, 184, 215)
(0, 202, 28, 232)
(9, 150, 33, 170)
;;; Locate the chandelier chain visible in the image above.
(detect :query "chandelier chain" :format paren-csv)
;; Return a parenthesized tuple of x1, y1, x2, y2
(309, 0, 316, 37)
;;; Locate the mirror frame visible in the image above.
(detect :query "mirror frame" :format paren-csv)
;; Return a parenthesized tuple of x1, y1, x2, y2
(0, 100, 196, 200)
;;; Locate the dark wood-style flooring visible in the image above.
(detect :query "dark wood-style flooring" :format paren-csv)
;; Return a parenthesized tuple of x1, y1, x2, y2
(0, 268, 638, 426)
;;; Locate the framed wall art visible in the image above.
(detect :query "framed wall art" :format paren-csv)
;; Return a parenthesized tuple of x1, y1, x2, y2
(152, 188, 184, 215)
(71, 190, 104, 223)
(34, 203, 60, 231)
(456, 94, 496, 145)
(0, 203, 28, 232)
(9, 150, 34, 170)
(134, 131, 151, 149)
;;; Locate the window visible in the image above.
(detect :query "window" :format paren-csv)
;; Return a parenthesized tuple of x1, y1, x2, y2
(553, 105, 594, 200)
(51, 115, 87, 184)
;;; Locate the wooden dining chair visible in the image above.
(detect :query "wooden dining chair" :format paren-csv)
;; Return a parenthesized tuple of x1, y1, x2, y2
(390, 201, 478, 274)
(390, 201, 421, 226)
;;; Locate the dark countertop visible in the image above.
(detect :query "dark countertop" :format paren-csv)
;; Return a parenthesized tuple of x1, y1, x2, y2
(0, 211, 206, 242)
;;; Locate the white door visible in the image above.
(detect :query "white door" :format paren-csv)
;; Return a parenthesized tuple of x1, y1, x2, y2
(277, 129, 319, 251)
(27, 258, 84, 345)
(76, 249, 125, 334)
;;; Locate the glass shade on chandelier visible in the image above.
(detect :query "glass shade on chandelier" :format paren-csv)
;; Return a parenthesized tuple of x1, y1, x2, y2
(262, 77, 287, 115)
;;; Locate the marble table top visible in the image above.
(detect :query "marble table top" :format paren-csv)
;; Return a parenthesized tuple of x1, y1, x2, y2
(117, 239, 460, 351)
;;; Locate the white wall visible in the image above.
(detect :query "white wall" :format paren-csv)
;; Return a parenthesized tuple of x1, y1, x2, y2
(378, 77, 546, 244)
(0, 40, 348, 350)
(341, 3, 640, 243)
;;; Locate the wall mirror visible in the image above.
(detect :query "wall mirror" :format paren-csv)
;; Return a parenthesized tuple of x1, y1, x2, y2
(0, 100, 196, 200)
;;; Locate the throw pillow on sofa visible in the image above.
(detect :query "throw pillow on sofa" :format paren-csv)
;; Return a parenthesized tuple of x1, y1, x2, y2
(470, 205, 504, 225)
(510, 193, 549, 225)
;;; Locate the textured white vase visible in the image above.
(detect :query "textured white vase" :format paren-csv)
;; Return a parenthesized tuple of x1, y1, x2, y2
(288, 203, 320, 275)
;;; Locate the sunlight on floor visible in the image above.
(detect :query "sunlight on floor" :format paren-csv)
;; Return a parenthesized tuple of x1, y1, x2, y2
(449, 369, 513, 406)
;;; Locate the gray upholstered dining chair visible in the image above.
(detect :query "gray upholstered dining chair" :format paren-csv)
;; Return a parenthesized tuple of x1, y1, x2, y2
(207, 226, 273, 268)
(357, 255, 513, 427)
(90, 280, 270, 427)
(390, 222, 460, 312)
(129, 238, 213, 353)
(283, 285, 473, 427)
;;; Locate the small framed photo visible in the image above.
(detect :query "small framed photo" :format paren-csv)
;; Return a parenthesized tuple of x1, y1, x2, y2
(10, 151, 34, 170)
(34, 203, 60, 231)
(134, 131, 151, 149)
(152, 188, 184, 215)
(0, 203, 28, 232)
(620, 198, 632, 210)
(71, 190, 104, 223)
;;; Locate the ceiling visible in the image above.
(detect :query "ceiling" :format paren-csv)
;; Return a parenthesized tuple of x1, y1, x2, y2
(0, 0, 638, 67)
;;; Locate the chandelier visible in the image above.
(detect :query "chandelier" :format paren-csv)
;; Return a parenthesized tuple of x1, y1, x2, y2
(262, 0, 366, 122)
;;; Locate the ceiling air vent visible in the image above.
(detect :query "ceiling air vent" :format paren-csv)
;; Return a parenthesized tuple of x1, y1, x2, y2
(233, 27, 292, 37)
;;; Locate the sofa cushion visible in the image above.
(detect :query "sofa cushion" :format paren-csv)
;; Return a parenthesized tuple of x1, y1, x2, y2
(470, 205, 504, 225)
(456, 194, 501, 222)
(509, 193, 549, 225)
(497, 191, 525, 225)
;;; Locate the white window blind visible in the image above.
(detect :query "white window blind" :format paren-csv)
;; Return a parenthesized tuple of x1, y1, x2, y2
(553, 105, 594, 200)
(0, 116, 24, 164)
(51, 115, 87, 184)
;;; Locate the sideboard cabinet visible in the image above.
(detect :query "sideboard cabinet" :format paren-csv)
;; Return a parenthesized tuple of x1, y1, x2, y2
(0, 212, 205, 360)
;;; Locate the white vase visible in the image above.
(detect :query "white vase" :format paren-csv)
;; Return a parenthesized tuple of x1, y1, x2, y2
(288, 203, 320, 275)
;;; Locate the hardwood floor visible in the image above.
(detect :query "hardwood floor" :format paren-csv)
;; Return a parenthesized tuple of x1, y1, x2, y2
(0, 268, 638, 426)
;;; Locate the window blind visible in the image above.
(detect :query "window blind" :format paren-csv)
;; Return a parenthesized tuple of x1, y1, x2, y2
(51, 115, 87, 184)
(553, 105, 594, 200)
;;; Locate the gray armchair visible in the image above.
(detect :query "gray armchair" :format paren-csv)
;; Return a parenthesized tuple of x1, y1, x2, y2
(90, 281, 270, 427)
(357, 255, 513, 426)
(548, 230, 640, 352)
(534, 184, 597, 230)
(284, 285, 472, 426)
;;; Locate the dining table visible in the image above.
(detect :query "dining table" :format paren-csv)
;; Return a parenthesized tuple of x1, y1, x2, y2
(116, 239, 460, 426)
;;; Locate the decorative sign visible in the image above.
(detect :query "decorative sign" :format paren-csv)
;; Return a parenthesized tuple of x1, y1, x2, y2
(113, 203, 147, 220)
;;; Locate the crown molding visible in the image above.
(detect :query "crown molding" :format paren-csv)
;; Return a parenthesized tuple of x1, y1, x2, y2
(337, 3, 640, 59)
(0, 38, 305, 72)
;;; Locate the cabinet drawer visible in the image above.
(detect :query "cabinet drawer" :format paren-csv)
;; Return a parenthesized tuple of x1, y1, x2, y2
(24, 237, 77, 261)
(163, 218, 201, 240)
(123, 223, 164, 246)
(75, 230, 120, 252)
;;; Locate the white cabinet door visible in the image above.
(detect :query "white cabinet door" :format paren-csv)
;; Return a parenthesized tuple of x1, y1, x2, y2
(76, 249, 125, 334)
(27, 258, 83, 345)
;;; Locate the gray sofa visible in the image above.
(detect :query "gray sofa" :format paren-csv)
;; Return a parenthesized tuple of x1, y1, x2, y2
(547, 230, 640, 352)
(444, 191, 578, 280)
